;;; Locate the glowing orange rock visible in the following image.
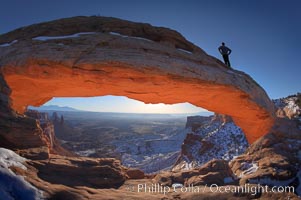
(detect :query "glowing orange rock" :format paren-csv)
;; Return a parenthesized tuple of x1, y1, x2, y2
(0, 16, 275, 143)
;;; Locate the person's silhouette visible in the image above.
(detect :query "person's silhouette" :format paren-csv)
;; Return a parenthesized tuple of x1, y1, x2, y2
(218, 42, 232, 68)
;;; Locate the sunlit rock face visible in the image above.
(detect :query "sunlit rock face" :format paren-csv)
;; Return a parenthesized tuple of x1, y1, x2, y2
(0, 16, 275, 143)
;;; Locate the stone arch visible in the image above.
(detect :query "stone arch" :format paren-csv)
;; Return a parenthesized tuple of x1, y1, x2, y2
(0, 16, 275, 143)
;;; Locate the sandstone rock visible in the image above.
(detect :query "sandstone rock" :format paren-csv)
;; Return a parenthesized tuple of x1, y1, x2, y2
(184, 159, 235, 186)
(198, 141, 214, 154)
(212, 113, 233, 123)
(230, 118, 301, 190)
(12, 156, 301, 200)
(25, 109, 49, 121)
(0, 84, 50, 159)
(153, 171, 186, 186)
(0, 16, 275, 143)
(185, 115, 211, 131)
(198, 159, 232, 174)
(173, 114, 248, 171)
(0, 73, 13, 118)
(274, 93, 301, 119)
(154, 159, 235, 187)
(186, 172, 226, 186)
(180, 133, 203, 160)
(0, 115, 46, 149)
(30, 155, 127, 189)
(153, 171, 174, 186)
(126, 168, 145, 179)
(25, 110, 74, 157)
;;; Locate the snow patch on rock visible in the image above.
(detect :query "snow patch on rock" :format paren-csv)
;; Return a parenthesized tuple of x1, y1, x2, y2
(273, 94, 301, 118)
(109, 31, 154, 42)
(119, 128, 189, 173)
(0, 148, 44, 200)
(0, 40, 18, 47)
(76, 149, 96, 157)
(174, 120, 248, 171)
(239, 162, 258, 178)
(32, 32, 97, 41)
(172, 183, 184, 188)
(177, 48, 193, 54)
(0, 148, 27, 170)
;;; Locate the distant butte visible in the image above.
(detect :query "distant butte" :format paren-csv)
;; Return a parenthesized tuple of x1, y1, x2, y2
(0, 16, 275, 143)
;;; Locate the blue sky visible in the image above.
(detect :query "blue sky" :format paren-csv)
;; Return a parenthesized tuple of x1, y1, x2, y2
(1, 0, 300, 113)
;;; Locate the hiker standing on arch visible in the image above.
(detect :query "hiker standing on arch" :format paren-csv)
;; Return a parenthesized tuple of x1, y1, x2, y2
(218, 42, 232, 68)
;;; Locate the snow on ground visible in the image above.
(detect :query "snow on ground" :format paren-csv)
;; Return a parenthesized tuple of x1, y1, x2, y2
(109, 31, 154, 42)
(31, 31, 155, 43)
(32, 32, 97, 41)
(0, 148, 27, 170)
(239, 162, 259, 178)
(0, 40, 18, 47)
(286, 98, 300, 114)
(117, 127, 188, 173)
(172, 183, 184, 188)
(0, 148, 44, 200)
(174, 121, 248, 170)
(124, 151, 180, 174)
(273, 94, 301, 118)
(175, 159, 198, 171)
(76, 149, 96, 157)
(226, 70, 244, 77)
(177, 48, 193, 54)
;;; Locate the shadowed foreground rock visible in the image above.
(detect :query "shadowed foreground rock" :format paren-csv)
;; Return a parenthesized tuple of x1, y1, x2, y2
(29, 156, 127, 189)
(230, 118, 301, 187)
(11, 155, 299, 200)
(154, 159, 235, 187)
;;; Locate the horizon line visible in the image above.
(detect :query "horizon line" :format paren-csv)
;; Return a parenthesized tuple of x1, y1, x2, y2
(28, 105, 213, 115)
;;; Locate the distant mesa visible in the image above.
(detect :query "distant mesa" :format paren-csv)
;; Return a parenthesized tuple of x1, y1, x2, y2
(0, 16, 275, 143)
(28, 105, 80, 112)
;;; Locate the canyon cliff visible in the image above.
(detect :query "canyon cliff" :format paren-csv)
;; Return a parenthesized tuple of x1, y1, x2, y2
(24, 110, 73, 157)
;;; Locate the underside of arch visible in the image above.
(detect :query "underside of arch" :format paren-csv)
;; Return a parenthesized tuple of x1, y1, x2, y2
(0, 16, 275, 144)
